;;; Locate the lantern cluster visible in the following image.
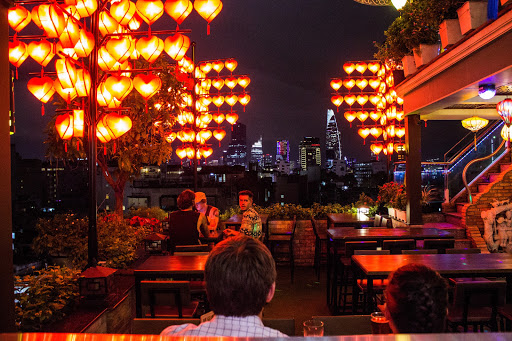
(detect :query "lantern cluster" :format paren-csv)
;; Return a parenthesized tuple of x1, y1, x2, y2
(170, 58, 251, 161)
(330, 60, 405, 158)
(497, 98, 512, 147)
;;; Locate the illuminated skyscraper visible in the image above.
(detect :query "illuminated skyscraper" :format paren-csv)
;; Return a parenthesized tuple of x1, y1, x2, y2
(276, 140, 290, 162)
(299, 137, 321, 171)
(226, 123, 247, 167)
(250, 136, 263, 165)
(325, 109, 342, 168)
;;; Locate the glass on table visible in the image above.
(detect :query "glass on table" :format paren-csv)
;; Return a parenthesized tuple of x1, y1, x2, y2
(370, 311, 391, 334)
(303, 319, 324, 337)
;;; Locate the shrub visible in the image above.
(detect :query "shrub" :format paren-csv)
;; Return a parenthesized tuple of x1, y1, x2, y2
(15, 266, 81, 331)
(125, 206, 167, 221)
(377, 182, 407, 211)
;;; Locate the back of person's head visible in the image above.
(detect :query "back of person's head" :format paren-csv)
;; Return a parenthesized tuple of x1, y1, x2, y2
(385, 263, 448, 333)
(205, 234, 276, 316)
(177, 189, 195, 210)
(238, 190, 253, 199)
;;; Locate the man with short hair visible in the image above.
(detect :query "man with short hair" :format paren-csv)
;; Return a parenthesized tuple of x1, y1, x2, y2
(195, 192, 220, 232)
(238, 190, 262, 239)
(160, 235, 287, 337)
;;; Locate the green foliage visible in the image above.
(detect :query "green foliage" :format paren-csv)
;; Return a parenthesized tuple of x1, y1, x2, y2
(377, 182, 407, 210)
(310, 202, 353, 219)
(33, 213, 150, 269)
(219, 206, 242, 221)
(15, 266, 81, 331)
(125, 206, 167, 221)
(258, 203, 313, 220)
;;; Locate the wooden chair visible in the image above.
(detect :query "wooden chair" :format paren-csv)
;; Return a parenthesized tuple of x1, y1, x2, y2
(141, 280, 199, 318)
(268, 216, 296, 282)
(380, 217, 393, 228)
(447, 279, 506, 332)
(401, 249, 438, 254)
(446, 248, 481, 254)
(311, 219, 328, 281)
(353, 250, 391, 313)
(382, 239, 415, 254)
(373, 214, 383, 227)
(312, 315, 372, 335)
(423, 238, 455, 254)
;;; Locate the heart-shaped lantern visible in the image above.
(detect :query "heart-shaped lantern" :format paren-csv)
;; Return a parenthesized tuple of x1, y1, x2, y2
(27, 76, 55, 103)
(213, 128, 226, 141)
(28, 40, 54, 66)
(194, 0, 222, 34)
(75, 69, 91, 97)
(128, 12, 142, 29)
(356, 111, 368, 122)
(386, 106, 397, 120)
(225, 113, 238, 125)
(387, 142, 394, 154)
(164, 32, 190, 61)
(396, 110, 405, 121)
(133, 73, 162, 99)
(343, 78, 355, 90)
(330, 79, 342, 91)
(59, 18, 80, 48)
(225, 94, 238, 107)
(367, 62, 380, 74)
(97, 113, 133, 141)
(99, 11, 119, 36)
(211, 60, 224, 73)
(199, 96, 212, 107)
(211, 78, 224, 90)
(165, 131, 177, 143)
(356, 94, 368, 106)
(39, 5, 66, 38)
(200, 146, 213, 158)
(344, 111, 356, 123)
(370, 143, 383, 155)
(199, 113, 213, 125)
(73, 109, 84, 137)
(212, 113, 225, 124)
(238, 94, 251, 106)
(75, 0, 98, 18)
(355, 78, 368, 90)
(56, 58, 78, 88)
(369, 94, 382, 107)
(136, 0, 164, 25)
(199, 129, 212, 141)
(175, 146, 187, 159)
(369, 111, 381, 122)
(55, 41, 78, 60)
(178, 55, 193, 73)
(199, 62, 212, 74)
(9, 5, 31, 32)
(395, 127, 406, 138)
(55, 113, 74, 140)
(370, 127, 382, 138)
(331, 95, 343, 108)
(186, 146, 195, 159)
(107, 37, 134, 64)
(394, 143, 405, 153)
(387, 125, 396, 138)
(238, 76, 250, 89)
(380, 115, 387, 126)
(225, 77, 237, 90)
(368, 78, 381, 90)
(74, 30, 95, 57)
(224, 58, 237, 72)
(343, 62, 355, 75)
(164, 0, 192, 27)
(110, 0, 136, 26)
(54, 78, 78, 102)
(30, 5, 46, 29)
(9, 40, 28, 67)
(210, 95, 223, 108)
(105, 75, 133, 101)
(355, 62, 367, 74)
(136, 36, 164, 63)
(344, 95, 356, 106)
(358, 128, 370, 139)
(98, 46, 117, 71)
(97, 82, 114, 107)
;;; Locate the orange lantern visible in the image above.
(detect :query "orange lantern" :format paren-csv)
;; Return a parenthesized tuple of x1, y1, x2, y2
(128, 12, 143, 29)
(97, 113, 132, 142)
(165, 131, 177, 143)
(356, 94, 368, 106)
(343, 62, 355, 75)
(200, 146, 213, 158)
(39, 4, 66, 38)
(74, 30, 95, 57)
(136, 36, 164, 63)
(98, 46, 117, 71)
(55, 41, 78, 60)
(396, 110, 405, 121)
(370, 127, 382, 138)
(368, 78, 381, 90)
(356, 111, 368, 122)
(367, 62, 380, 74)
(211, 78, 224, 90)
(199, 62, 212, 74)
(185, 146, 195, 159)
(344, 94, 356, 106)
(54, 78, 78, 102)
(107, 37, 134, 63)
(387, 125, 396, 138)
(55, 113, 74, 140)
(9, 40, 28, 67)
(387, 142, 394, 154)
(176, 146, 187, 159)
(225, 94, 238, 107)
(97, 82, 113, 106)
(199, 129, 212, 141)
(355, 62, 367, 74)
(330, 79, 342, 91)
(59, 18, 81, 48)
(164, 0, 192, 28)
(225, 77, 237, 89)
(73, 109, 84, 138)
(75, 69, 91, 97)
(395, 127, 405, 138)
(213, 128, 226, 140)
(74, 0, 98, 17)
(9, 5, 31, 32)
(224, 59, 237, 72)
(212, 95, 225, 107)
(99, 11, 119, 36)
(133, 73, 162, 99)
(164, 32, 190, 61)
(199, 113, 213, 125)
(226, 113, 238, 125)
(344, 111, 356, 124)
(56, 57, 78, 88)
(31, 5, 47, 29)
(358, 128, 370, 139)
(369, 94, 381, 106)
(394, 143, 405, 154)
(331, 95, 343, 110)
(397, 97, 404, 105)
(369, 111, 381, 122)
(212, 113, 225, 124)
(343, 78, 355, 90)
(27, 76, 55, 103)
(355, 78, 368, 90)
(136, 0, 164, 25)
(105, 75, 133, 100)
(211, 60, 224, 73)
(110, 0, 136, 26)
(194, 0, 222, 35)
(370, 143, 383, 155)
(238, 76, 250, 89)
(238, 93, 251, 107)
(28, 39, 54, 67)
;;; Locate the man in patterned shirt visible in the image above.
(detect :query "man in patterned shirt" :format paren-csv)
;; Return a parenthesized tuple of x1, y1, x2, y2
(160, 235, 287, 337)
(238, 190, 262, 239)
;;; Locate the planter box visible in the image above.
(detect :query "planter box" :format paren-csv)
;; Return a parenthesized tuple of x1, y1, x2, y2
(401, 55, 417, 77)
(395, 209, 407, 223)
(457, 1, 488, 35)
(387, 207, 396, 219)
(413, 44, 440, 67)
(439, 19, 463, 48)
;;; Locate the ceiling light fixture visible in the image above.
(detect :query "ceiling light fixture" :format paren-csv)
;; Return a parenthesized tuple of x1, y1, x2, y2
(479, 83, 496, 100)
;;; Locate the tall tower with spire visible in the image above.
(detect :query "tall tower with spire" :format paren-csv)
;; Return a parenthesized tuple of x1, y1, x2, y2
(325, 109, 342, 168)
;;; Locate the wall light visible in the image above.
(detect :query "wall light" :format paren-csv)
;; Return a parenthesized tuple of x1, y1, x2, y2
(479, 84, 496, 100)
(391, 0, 407, 10)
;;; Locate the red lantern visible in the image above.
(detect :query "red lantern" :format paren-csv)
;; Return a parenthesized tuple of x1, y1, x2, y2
(367, 62, 380, 74)
(213, 128, 225, 141)
(225, 77, 237, 89)
(497, 99, 512, 126)
(96, 113, 132, 142)
(55, 113, 74, 140)
(106, 37, 134, 63)
(110, 0, 136, 26)
(358, 128, 370, 139)
(56, 57, 78, 89)
(75, 69, 91, 97)
(224, 58, 237, 72)
(176, 146, 187, 159)
(136, 36, 164, 63)
(343, 78, 355, 90)
(98, 46, 117, 71)
(200, 146, 213, 158)
(8, 5, 31, 32)
(164, 33, 190, 61)
(225, 94, 238, 107)
(74, 0, 98, 17)
(194, 0, 222, 35)
(331, 95, 343, 111)
(238, 76, 250, 89)
(343, 62, 355, 75)
(355, 78, 368, 90)
(9, 40, 29, 67)
(238, 93, 251, 106)
(212, 112, 225, 124)
(344, 94, 356, 106)
(74, 30, 95, 57)
(226, 113, 238, 125)
(136, 0, 164, 25)
(39, 5, 66, 38)
(370, 143, 383, 155)
(356, 95, 368, 106)
(104, 75, 133, 101)
(73, 109, 84, 137)
(164, 0, 192, 28)
(211, 60, 224, 73)
(27, 76, 55, 103)
(356, 111, 368, 122)
(355, 62, 367, 74)
(59, 18, 81, 48)
(28, 40, 54, 67)
(211, 78, 224, 90)
(330, 79, 342, 91)
(133, 73, 162, 99)
(99, 11, 119, 36)
(344, 111, 356, 124)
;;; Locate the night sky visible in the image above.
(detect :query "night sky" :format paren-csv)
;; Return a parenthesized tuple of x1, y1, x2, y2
(11, 1, 468, 163)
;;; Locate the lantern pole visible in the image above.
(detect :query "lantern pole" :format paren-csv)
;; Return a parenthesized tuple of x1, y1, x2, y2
(191, 41, 198, 192)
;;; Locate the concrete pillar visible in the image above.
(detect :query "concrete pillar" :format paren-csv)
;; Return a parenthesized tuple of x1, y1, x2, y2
(405, 114, 423, 225)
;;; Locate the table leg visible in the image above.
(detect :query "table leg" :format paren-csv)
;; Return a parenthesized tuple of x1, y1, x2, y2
(326, 237, 332, 306)
(135, 275, 142, 318)
(366, 277, 374, 314)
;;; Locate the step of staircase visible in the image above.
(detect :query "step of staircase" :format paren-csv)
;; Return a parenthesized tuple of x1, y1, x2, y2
(477, 183, 491, 192)
(445, 212, 463, 226)
(500, 163, 512, 172)
(486, 172, 501, 183)
(423, 222, 467, 239)
(456, 203, 466, 214)
(454, 239, 473, 249)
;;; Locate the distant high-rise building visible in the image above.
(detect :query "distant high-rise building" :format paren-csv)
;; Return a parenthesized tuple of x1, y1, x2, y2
(299, 137, 321, 171)
(262, 154, 273, 171)
(250, 136, 263, 165)
(226, 123, 247, 167)
(325, 109, 342, 168)
(276, 140, 290, 162)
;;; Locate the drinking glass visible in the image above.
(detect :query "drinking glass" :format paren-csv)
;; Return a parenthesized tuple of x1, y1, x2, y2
(370, 311, 391, 334)
(303, 319, 324, 337)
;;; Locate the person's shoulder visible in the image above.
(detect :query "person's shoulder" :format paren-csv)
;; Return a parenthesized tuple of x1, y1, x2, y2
(160, 323, 197, 336)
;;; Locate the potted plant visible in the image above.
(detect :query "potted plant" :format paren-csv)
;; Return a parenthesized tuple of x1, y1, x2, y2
(457, 1, 488, 35)
(378, 182, 407, 220)
(436, 0, 466, 48)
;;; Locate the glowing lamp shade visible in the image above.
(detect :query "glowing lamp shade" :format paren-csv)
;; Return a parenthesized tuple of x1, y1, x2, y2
(358, 128, 370, 139)
(96, 113, 132, 142)
(226, 113, 238, 125)
(99, 11, 119, 36)
(164, 33, 190, 61)
(9, 40, 29, 67)
(211, 60, 224, 73)
(98, 46, 117, 71)
(186, 147, 195, 159)
(462, 116, 489, 150)
(104, 75, 133, 101)
(369, 94, 382, 106)
(225, 94, 238, 107)
(39, 5, 66, 38)
(54, 78, 78, 102)
(56, 58, 78, 89)
(368, 78, 381, 90)
(330, 79, 342, 91)
(199, 62, 212, 74)
(356, 94, 369, 106)
(212, 112, 225, 124)
(176, 146, 187, 159)
(27, 76, 55, 103)
(501, 125, 512, 141)
(110, 0, 136, 26)
(165, 131, 177, 143)
(75, 69, 92, 97)
(107, 37, 134, 63)
(367, 62, 380, 74)
(164, 0, 192, 26)
(136, 0, 164, 25)
(395, 127, 406, 138)
(392, 0, 407, 10)
(211, 78, 224, 90)
(194, 0, 222, 35)
(75, 0, 98, 17)
(73, 109, 84, 137)
(59, 19, 81, 48)
(212, 95, 224, 107)
(225, 59, 237, 72)
(343, 62, 355, 75)
(55, 113, 74, 140)
(133, 73, 162, 99)
(238, 93, 251, 106)
(343, 78, 356, 90)
(369, 111, 381, 122)
(330, 95, 343, 109)
(74, 30, 95, 57)
(225, 77, 237, 89)
(370, 143, 383, 155)
(370, 127, 382, 138)
(200, 146, 213, 158)
(198, 129, 212, 141)
(344, 111, 356, 123)
(344, 95, 357, 106)
(9, 5, 31, 32)
(478, 84, 496, 100)
(355, 62, 367, 74)
(128, 13, 143, 29)
(136, 36, 164, 63)
(97, 82, 113, 107)
(355, 78, 368, 90)
(28, 40, 54, 67)
(356, 111, 368, 122)
(213, 129, 226, 141)
(238, 76, 250, 89)
(497, 99, 512, 126)
(31, 5, 47, 29)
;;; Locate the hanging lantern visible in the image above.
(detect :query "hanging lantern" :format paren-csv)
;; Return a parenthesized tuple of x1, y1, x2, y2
(343, 78, 355, 90)
(396, 110, 405, 121)
(99, 11, 119, 36)
(356, 111, 368, 122)
(211, 60, 224, 73)
(136, 0, 164, 25)
(367, 62, 380, 74)
(370, 127, 382, 138)
(28, 39, 54, 67)
(98, 46, 117, 71)
(55, 41, 79, 60)
(213, 128, 226, 141)
(27, 76, 55, 103)
(185, 146, 195, 159)
(164, 33, 190, 61)
(164, 0, 192, 27)
(75, 69, 91, 97)
(128, 12, 143, 29)
(462, 116, 489, 150)
(369, 94, 382, 106)
(501, 125, 512, 141)
(39, 4, 66, 38)
(330, 79, 342, 91)
(387, 125, 396, 138)
(199, 113, 213, 125)
(355, 78, 368, 90)
(194, 0, 222, 35)
(387, 142, 394, 154)
(165, 131, 177, 143)
(56, 58, 78, 89)
(200, 146, 213, 158)
(31, 5, 46, 29)
(106, 37, 134, 63)
(344, 111, 356, 124)
(55, 113, 74, 140)
(370, 143, 383, 155)
(355, 62, 367, 74)
(73, 109, 84, 137)
(238, 93, 251, 107)
(344, 94, 357, 106)
(199, 129, 212, 141)
(226, 113, 238, 125)
(97, 113, 132, 142)
(330, 95, 343, 111)
(198, 62, 212, 74)
(97, 82, 115, 107)
(225, 94, 238, 107)
(136, 36, 164, 63)
(74, 30, 95, 57)
(110, 0, 136, 26)
(394, 143, 405, 154)
(369, 111, 381, 122)
(74, 0, 98, 17)
(391, 0, 407, 10)
(343, 62, 355, 75)
(225, 59, 237, 72)
(358, 128, 370, 139)
(54, 78, 78, 102)
(212, 78, 224, 90)
(368, 78, 381, 90)
(9, 5, 32, 32)
(59, 18, 81, 48)
(105, 75, 133, 101)
(9, 40, 29, 67)
(176, 146, 187, 159)
(395, 127, 406, 138)
(224, 77, 237, 89)
(212, 95, 224, 107)
(356, 94, 368, 106)
(133, 73, 162, 99)
(212, 113, 225, 124)
(497, 99, 512, 126)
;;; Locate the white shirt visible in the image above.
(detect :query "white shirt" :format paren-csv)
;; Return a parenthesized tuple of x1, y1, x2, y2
(160, 315, 288, 337)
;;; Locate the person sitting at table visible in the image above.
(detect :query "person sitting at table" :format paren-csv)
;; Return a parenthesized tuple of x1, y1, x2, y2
(384, 263, 448, 333)
(160, 235, 287, 337)
(224, 190, 262, 240)
(195, 191, 220, 232)
(168, 189, 209, 248)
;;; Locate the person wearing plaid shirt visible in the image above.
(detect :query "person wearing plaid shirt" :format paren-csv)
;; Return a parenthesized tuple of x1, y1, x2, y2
(161, 235, 287, 337)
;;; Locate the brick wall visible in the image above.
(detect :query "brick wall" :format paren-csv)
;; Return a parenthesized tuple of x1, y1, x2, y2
(268, 220, 316, 266)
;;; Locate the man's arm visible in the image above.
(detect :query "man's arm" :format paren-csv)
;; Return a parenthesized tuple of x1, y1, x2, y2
(209, 207, 220, 230)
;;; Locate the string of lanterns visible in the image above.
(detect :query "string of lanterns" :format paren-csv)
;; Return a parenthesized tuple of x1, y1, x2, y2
(330, 60, 405, 158)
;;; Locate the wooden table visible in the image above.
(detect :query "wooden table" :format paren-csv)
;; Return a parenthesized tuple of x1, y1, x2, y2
(134, 255, 208, 317)
(326, 227, 454, 312)
(327, 213, 374, 229)
(352, 253, 512, 312)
